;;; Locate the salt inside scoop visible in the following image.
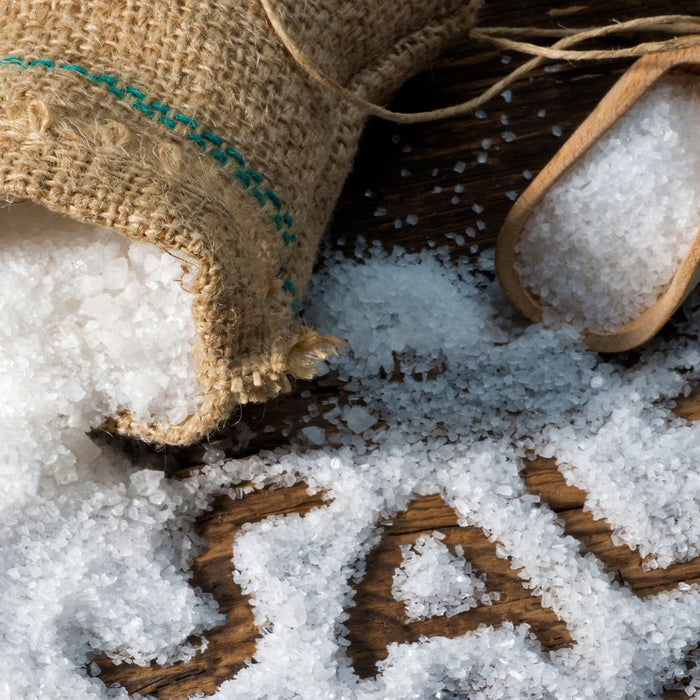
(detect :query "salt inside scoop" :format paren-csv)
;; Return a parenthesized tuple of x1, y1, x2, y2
(516, 75, 700, 334)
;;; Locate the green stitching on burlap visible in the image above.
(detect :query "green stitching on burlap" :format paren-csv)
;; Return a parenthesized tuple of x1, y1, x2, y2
(0, 54, 302, 312)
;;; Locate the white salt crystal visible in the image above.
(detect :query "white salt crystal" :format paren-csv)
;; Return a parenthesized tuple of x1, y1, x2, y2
(300, 426, 326, 445)
(551, 125, 563, 137)
(342, 405, 377, 434)
(454, 161, 467, 174)
(501, 131, 516, 143)
(406, 214, 419, 226)
(501, 90, 512, 103)
(203, 447, 226, 464)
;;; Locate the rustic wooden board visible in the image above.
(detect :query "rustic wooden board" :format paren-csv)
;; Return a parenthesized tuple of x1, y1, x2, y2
(98, 1, 700, 697)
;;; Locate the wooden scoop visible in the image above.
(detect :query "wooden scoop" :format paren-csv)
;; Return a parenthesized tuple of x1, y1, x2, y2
(496, 47, 700, 353)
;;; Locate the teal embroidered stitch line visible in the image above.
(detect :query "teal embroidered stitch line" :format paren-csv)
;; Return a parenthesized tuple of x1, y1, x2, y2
(0, 54, 302, 311)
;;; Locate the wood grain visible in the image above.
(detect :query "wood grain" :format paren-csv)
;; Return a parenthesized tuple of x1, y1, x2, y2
(98, 1, 700, 697)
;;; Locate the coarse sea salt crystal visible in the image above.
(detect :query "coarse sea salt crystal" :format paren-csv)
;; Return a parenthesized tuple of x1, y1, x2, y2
(392, 534, 498, 621)
(517, 76, 700, 333)
(0, 200, 212, 698)
(343, 405, 377, 434)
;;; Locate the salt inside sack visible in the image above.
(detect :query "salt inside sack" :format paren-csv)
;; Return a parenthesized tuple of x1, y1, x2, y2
(0, 199, 202, 503)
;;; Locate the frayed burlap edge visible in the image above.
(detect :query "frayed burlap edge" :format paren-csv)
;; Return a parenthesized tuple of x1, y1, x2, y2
(107, 329, 344, 445)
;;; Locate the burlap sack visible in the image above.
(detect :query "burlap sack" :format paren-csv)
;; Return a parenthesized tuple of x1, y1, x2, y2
(0, 0, 482, 445)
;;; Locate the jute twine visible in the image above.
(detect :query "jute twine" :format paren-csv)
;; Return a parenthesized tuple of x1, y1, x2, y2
(0, 0, 482, 446)
(258, 7, 700, 124)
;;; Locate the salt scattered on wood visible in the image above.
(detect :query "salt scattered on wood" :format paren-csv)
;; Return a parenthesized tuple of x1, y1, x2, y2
(8, 80, 700, 698)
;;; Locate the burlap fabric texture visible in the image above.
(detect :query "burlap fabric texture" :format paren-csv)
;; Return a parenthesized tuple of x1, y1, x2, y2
(0, 0, 482, 445)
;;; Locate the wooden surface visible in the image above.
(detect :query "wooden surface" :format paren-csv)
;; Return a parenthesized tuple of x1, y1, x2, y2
(496, 44, 700, 353)
(97, 1, 700, 697)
